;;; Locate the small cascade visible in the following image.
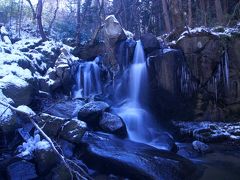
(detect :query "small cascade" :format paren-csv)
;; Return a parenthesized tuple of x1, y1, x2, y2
(73, 57, 102, 98)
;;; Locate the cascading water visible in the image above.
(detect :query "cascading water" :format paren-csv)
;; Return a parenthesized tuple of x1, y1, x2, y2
(73, 57, 102, 98)
(114, 41, 157, 143)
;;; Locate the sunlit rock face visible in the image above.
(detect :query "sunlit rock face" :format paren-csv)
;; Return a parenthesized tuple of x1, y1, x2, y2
(104, 15, 127, 46)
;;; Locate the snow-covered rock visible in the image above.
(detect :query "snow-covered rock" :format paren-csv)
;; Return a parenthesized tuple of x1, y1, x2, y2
(0, 90, 17, 133)
(192, 140, 210, 153)
(0, 74, 34, 106)
(173, 121, 240, 143)
(17, 133, 51, 159)
(38, 46, 76, 93)
(17, 105, 36, 117)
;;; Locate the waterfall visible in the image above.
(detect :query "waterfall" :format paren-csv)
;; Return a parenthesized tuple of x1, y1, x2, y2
(114, 41, 156, 143)
(73, 57, 102, 98)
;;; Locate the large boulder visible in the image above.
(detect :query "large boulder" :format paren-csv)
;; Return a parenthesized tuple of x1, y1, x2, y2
(72, 42, 106, 60)
(148, 48, 194, 120)
(38, 113, 68, 137)
(0, 90, 16, 134)
(192, 140, 210, 154)
(103, 15, 133, 71)
(39, 46, 77, 94)
(34, 147, 60, 175)
(80, 132, 197, 180)
(99, 112, 127, 137)
(141, 33, 160, 54)
(60, 119, 87, 144)
(7, 161, 38, 180)
(43, 99, 85, 119)
(176, 31, 223, 85)
(0, 74, 34, 106)
(104, 15, 127, 46)
(78, 101, 110, 126)
(0, 26, 11, 44)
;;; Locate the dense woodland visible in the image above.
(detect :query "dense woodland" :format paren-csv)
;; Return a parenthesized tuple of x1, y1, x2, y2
(0, 0, 240, 42)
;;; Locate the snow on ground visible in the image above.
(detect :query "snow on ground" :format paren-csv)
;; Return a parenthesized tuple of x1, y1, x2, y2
(177, 26, 240, 42)
(17, 133, 51, 158)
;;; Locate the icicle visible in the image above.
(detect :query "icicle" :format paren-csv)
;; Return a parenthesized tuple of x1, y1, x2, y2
(223, 49, 230, 89)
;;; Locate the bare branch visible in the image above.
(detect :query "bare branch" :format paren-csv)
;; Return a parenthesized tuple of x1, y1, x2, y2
(0, 100, 91, 180)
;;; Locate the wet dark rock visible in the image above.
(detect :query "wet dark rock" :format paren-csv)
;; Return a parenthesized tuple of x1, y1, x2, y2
(99, 112, 127, 137)
(34, 148, 60, 175)
(43, 99, 84, 119)
(7, 161, 38, 180)
(153, 132, 178, 153)
(38, 113, 68, 137)
(80, 132, 196, 180)
(177, 33, 223, 84)
(148, 48, 192, 120)
(45, 164, 72, 180)
(72, 42, 106, 60)
(78, 101, 110, 126)
(58, 140, 75, 158)
(60, 119, 87, 144)
(192, 140, 210, 153)
(141, 33, 160, 54)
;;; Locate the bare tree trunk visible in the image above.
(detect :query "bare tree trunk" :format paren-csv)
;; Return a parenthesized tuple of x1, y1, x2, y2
(76, 0, 82, 45)
(48, 0, 59, 35)
(161, 0, 171, 32)
(18, 0, 23, 37)
(215, 0, 224, 24)
(171, 0, 184, 32)
(9, 0, 14, 27)
(26, 0, 36, 20)
(188, 0, 192, 27)
(89, 0, 105, 45)
(205, 0, 210, 26)
(36, 0, 47, 41)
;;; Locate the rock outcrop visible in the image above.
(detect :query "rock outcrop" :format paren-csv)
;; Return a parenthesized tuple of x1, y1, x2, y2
(147, 27, 240, 121)
(99, 112, 127, 137)
(80, 132, 197, 180)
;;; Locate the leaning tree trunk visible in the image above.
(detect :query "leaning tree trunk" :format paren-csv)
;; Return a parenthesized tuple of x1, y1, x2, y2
(36, 0, 47, 41)
(48, 0, 59, 35)
(171, 0, 184, 32)
(161, 0, 171, 32)
(26, 0, 36, 20)
(215, 0, 224, 25)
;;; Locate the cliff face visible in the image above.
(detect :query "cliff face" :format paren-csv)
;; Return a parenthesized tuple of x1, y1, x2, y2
(146, 26, 240, 121)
